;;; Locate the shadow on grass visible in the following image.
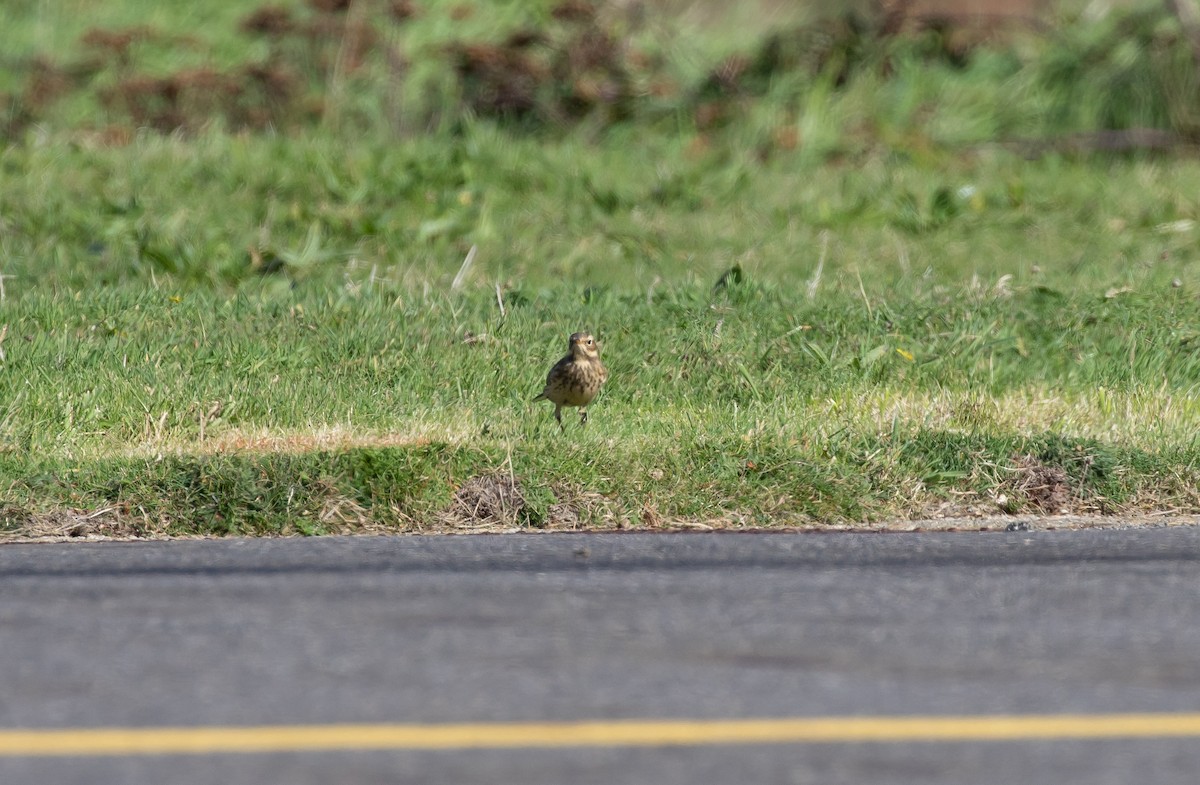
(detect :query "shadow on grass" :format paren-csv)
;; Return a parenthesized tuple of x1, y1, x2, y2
(2, 429, 1195, 536)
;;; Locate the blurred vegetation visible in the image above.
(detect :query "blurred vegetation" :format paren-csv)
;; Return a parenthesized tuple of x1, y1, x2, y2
(4, 0, 1200, 143)
(3, 0, 1200, 296)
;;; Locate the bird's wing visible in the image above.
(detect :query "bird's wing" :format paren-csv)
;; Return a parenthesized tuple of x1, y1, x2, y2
(534, 354, 573, 400)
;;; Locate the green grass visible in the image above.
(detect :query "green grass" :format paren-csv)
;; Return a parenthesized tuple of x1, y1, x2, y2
(2, 0, 1200, 534)
(4, 128, 1200, 295)
(2, 282, 1198, 534)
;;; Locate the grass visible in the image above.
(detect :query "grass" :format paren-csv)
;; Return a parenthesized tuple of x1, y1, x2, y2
(2, 281, 1199, 535)
(2, 0, 1200, 535)
(4, 128, 1200, 295)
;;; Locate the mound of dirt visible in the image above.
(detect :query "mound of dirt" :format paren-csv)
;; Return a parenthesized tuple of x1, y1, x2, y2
(1008, 454, 1072, 514)
(439, 473, 531, 530)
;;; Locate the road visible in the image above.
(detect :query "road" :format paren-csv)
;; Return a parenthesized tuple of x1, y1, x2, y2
(2, 528, 1200, 784)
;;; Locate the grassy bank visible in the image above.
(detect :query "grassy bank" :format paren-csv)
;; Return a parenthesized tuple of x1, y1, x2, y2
(2, 283, 1198, 535)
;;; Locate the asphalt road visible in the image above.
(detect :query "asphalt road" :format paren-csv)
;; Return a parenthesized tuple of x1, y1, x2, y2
(2, 528, 1200, 784)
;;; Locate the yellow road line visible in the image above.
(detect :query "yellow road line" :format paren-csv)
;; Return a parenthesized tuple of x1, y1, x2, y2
(2, 713, 1200, 757)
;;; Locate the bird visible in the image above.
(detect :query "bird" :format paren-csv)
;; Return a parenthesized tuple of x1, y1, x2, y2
(533, 331, 608, 430)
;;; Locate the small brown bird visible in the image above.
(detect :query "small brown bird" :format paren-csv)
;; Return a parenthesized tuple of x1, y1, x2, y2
(533, 331, 608, 429)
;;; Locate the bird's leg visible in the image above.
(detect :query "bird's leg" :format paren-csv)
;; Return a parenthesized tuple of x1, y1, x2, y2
(580, 408, 588, 426)
(555, 405, 565, 432)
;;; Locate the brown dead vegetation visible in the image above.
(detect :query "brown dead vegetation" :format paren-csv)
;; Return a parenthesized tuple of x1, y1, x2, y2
(128, 426, 433, 457)
(450, 43, 549, 122)
(241, 6, 297, 37)
(1006, 454, 1073, 514)
(438, 473, 531, 530)
(448, 0, 639, 125)
(1, 504, 165, 540)
(98, 64, 305, 133)
(546, 480, 621, 530)
(433, 473, 622, 531)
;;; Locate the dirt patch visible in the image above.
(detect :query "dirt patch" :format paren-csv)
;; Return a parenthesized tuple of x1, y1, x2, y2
(448, 0, 640, 126)
(4, 2, 411, 138)
(1, 504, 164, 540)
(98, 65, 302, 134)
(435, 473, 626, 532)
(914, 453, 1085, 520)
(437, 473, 532, 530)
(1010, 454, 1072, 513)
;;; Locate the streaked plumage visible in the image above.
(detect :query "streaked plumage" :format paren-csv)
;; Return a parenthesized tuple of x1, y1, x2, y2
(533, 331, 608, 429)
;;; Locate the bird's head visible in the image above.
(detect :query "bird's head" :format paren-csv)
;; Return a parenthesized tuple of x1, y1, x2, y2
(569, 331, 601, 360)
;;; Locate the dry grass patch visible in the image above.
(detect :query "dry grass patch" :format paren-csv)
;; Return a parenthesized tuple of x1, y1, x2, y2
(437, 473, 531, 531)
(435, 474, 628, 532)
(124, 425, 440, 457)
(838, 389, 1200, 450)
(546, 480, 622, 530)
(0, 504, 166, 541)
